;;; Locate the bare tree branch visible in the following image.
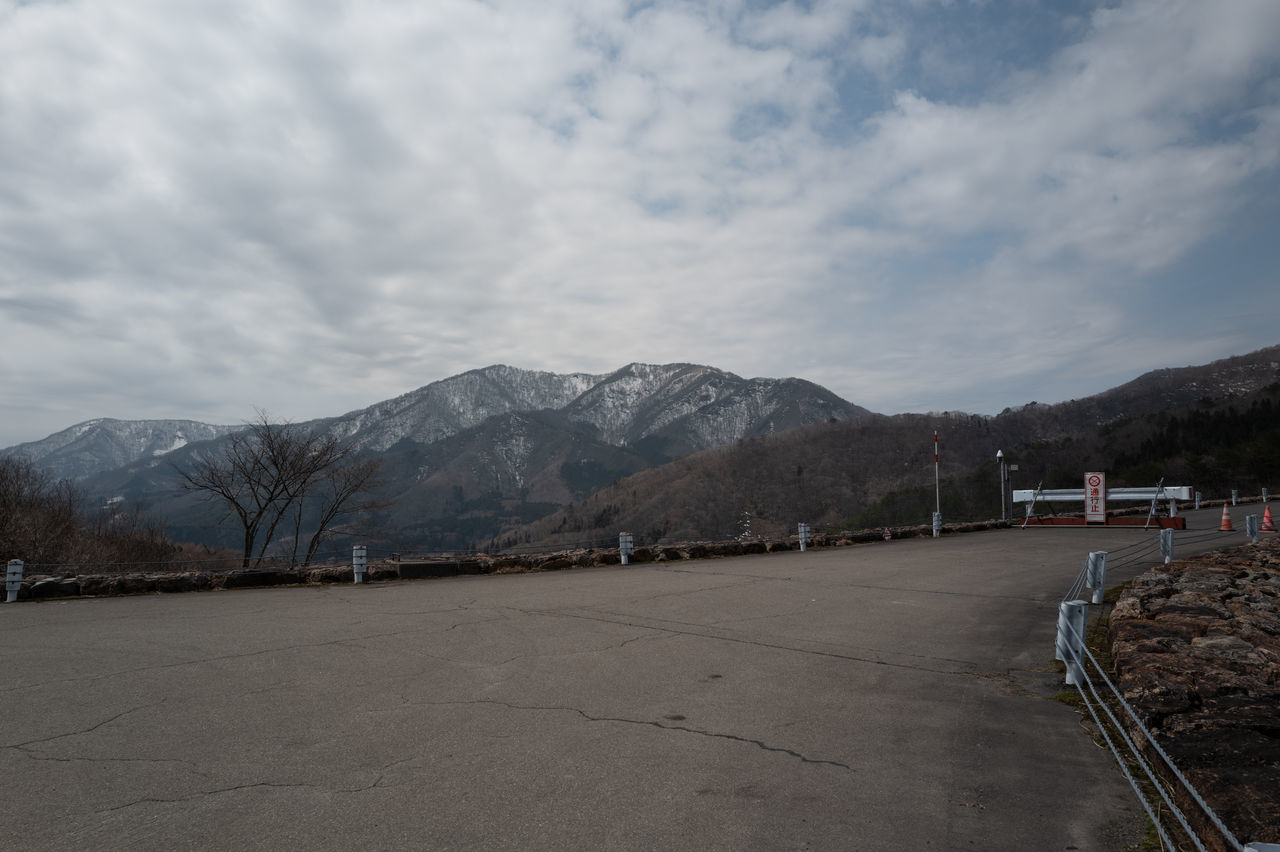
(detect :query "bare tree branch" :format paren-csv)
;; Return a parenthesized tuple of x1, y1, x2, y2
(178, 412, 383, 568)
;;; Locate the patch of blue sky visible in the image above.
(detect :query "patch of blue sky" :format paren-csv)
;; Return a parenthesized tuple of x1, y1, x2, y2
(818, 69, 896, 142)
(814, 1, 1103, 142)
(1127, 187, 1280, 339)
(872, 231, 1013, 285)
(1182, 81, 1280, 147)
(538, 112, 578, 142)
(730, 102, 791, 142)
(623, 0, 657, 21)
(636, 195, 683, 217)
(833, 205, 880, 231)
(873, 0, 1101, 105)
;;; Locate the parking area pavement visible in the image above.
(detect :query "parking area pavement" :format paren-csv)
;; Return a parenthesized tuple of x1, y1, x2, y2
(0, 512, 1243, 850)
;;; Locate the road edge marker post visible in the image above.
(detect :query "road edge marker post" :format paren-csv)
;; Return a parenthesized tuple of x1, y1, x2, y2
(5, 560, 22, 603)
(353, 545, 367, 584)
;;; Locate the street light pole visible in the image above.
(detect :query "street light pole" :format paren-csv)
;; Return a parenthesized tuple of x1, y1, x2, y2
(997, 449, 1006, 521)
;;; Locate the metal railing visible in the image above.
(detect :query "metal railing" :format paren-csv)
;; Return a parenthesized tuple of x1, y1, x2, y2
(1053, 525, 1275, 851)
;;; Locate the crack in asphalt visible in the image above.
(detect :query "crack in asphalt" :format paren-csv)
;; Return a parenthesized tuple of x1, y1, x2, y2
(95, 756, 421, 813)
(13, 749, 204, 771)
(3, 701, 166, 751)
(518, 606, 981, 676)
(657, 563, 1045, 604)
(824, 581, 1046, 604)
(369, 628, 672, 677)
(657, 567, 801, 582)
(483, 630, 672, 668)
(98, 782, 317, 812)
(439, 613, 511, 633)
(705, 603, 825, 627)
(0, 614, 506, 694)
(433, 699, 854, 771)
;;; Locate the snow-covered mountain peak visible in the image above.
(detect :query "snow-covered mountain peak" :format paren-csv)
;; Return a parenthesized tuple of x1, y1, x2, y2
(6, 363, 872, 483)
(2, 419, 241, 481)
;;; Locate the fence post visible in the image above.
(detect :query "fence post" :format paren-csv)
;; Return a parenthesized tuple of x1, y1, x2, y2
(619, 532, 634, 566)
(1263, 488, 1270, 504)
(5, 560, 22, 603)
(352, 545, 367, 584)
(1232, 489, 1239, 506)
(1194, 491, 1202, 510)
(1056, 600, 1088, 685)
(1246, 514, 1261, 544)
(1085, 551, 1108, 605)
(1160, 528, 1175, 564)
(797, 523, 810, 552)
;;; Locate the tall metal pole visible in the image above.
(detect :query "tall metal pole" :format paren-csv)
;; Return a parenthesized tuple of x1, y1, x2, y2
(997, 449, 1006, 521)
(934, 431, 941, 517)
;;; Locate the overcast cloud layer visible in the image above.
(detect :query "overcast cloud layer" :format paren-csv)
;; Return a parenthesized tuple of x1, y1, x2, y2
(3, 0, 1279, 448)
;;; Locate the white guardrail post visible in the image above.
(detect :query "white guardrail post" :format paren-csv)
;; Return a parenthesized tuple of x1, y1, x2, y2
(1247, 514, 1261, 544)
(1085, 551, 1107, 605)
(5, 559, 22, 603)
(797, 523, 810, 552)
(619, 532, 634, 566)
(1055, 600, 1088, 685)
(352, 545, 367, 584)
(1159, 529, 1175, 564)
(1062, 543, 1277, 851)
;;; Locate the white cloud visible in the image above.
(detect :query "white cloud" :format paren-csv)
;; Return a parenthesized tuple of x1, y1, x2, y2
(1, 0, 1278, 446)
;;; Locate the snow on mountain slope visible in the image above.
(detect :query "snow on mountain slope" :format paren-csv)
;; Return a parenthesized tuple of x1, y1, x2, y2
(6, 363, 869, 484)
(1, 419, 241, 481)
(315, 365, 605, 451)
(561, 363, 868, 450)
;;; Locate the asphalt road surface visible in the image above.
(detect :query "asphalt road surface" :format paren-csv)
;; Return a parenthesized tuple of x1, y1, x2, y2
(0, 507, 1250, 851)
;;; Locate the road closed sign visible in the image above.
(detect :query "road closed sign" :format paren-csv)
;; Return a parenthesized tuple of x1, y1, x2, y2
(1085, 472, 1106, 523)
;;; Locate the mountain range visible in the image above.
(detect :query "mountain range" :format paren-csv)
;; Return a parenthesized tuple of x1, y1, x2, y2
(504, 345, 1280, 548)
(3, 362, 869, 552)
(4, 419, 242, 482)
(4, 347, 1277, 554)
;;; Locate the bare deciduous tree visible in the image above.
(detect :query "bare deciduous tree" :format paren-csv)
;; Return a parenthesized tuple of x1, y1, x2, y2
(288, 455, 384, 567)
(0, 456, 176, 566)
(0, 456, 81, 563)
(179, 413, 383, 567)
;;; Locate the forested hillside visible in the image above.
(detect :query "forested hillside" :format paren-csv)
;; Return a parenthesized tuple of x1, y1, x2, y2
(499, 381, 1280, 549)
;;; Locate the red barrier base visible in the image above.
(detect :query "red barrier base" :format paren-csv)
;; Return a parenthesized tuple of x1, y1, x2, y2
(1022, 516, 1186, 529)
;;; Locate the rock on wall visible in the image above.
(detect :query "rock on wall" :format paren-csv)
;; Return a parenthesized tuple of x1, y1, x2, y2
(1109, 537, 1280, 846)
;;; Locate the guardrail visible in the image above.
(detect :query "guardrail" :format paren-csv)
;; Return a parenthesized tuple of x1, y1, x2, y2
(1054, 526, 1277, 851)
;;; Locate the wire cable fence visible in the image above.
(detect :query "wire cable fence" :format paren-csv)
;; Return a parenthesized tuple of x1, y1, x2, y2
(1061, 533, 1162, 603)
(1056, 527, 1253, 851)
(1062, 620, 1244, 851)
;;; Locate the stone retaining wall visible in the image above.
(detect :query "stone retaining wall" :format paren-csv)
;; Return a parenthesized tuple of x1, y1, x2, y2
(1109, 536, 1280, 847)
(8, 519, 1010, 601)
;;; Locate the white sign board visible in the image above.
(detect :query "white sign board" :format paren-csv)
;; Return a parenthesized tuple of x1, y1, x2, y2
(1085, 472, 1106, 522)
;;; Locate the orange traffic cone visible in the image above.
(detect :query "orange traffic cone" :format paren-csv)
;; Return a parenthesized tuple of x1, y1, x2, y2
(1263, 506, 1276, 533)
(1219, 504, 1234, 532)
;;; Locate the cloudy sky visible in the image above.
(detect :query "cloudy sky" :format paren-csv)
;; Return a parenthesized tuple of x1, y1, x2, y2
(3, 0, 1278, 448)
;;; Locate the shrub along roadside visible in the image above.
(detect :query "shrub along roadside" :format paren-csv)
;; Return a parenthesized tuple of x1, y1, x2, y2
(1, 456, 179, 568)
